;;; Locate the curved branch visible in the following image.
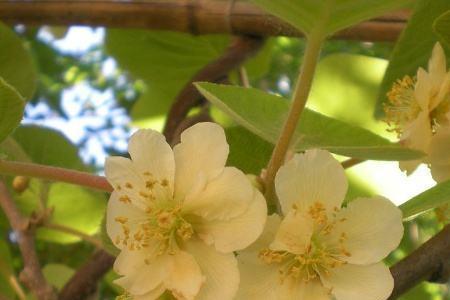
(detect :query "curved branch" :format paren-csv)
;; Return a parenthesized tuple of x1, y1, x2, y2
(163, 35, 265, 142)
(389, 224, 450, 299)
(58, 250, 115, 300)
(0, 160, 112, 193)
(0, 181, 56, 300)
(0, 1, 408, 42)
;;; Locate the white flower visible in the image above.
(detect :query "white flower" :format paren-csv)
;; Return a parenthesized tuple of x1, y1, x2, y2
(105, 122, 267, 300)
(236, 150, 403, 300)
(384, 42, 450, 175)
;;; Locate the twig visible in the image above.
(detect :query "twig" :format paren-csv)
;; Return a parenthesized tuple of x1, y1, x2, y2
(0, 1, 409, 42)
(239, 67, 250, 88)
(0, 181, 56, 300)
(8, 274, 27, 300)
(58, 250, 115, 300)
(264, 34, 324, 214)
(341, 158, 365, 169)
(389, 225, 450, 299)
(42, 223, 104, 250)
(163, 35, 265, 142)
(0, 160, 112, 193)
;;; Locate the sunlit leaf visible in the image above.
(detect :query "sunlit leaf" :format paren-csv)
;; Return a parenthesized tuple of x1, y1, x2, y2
(376, 0, 450, 116)
(196, 82, 423, 161)
(250, 0, 411, 36)
(0, 78, 25, 143)
(43, 264, 74, 290)
(400, 180, 450, 219)
(434, 10, 450, 47)
(0, 23, 37, 100)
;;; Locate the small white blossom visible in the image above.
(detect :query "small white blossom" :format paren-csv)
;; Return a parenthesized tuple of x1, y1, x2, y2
(236, 150, 403, 300)
(384, 42, 450, 177)
(105, 122, 267, 300)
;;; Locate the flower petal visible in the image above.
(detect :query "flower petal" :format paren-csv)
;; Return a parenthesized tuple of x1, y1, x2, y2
(173, 122, 229, 200)
(182, 167, 254, 221)
(134, 284, 166, 300)
(414, 68, 431, 110)
(328, 196, 403, 265)
(184, 238, 239, 300)
(164, 251, 204, 300)
(193, 189, 267, 252)
(275, 149, 347, 215)
(270, 210, 313, 255)
(242, 214, 281, 255)
(106, 191, 147, 250)
(428, 43, 447, 89)
(429, 126, 450, 165)
(278, 278, 330, 300)
(127, 129, 175, 190)
(235, 254, 279, 300)
(430, 163, 450, 183)
(114, 250, 172, 295)
(323, 263, 394, 300)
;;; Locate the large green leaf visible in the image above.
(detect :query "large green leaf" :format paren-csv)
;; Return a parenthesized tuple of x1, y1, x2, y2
(196, 82, 423, 161)
(0, 126, 106, 244)
(0, 23, 37, 100)
(0, 78, 25, 143)
(250, 0, 411, 36)
(309, 53, 390, 137)
(400, 180, 450, 219)
(12, 125, 86, 170)
(376, 0, 450, 116)
(434, 10, 450, 47)
(106, 30, 228, 122)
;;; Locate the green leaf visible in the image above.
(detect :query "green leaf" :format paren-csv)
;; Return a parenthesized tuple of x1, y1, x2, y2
(434, 10, 450, 48)
(250, 0, 411, 36)
(400, 180, 450, 219)
(0, 239, 14, 299)
(42, 264, 74, 290)
(309, 53, 390, 136)
(12, 125, 86, 170)
(0, 23, 37, 100)
(0, 78, 25, 143)
(196, 82, 423, 161)
(226, 126, 273, 175)
(376, 0, 450, 116)
(106, 30, 228, 122)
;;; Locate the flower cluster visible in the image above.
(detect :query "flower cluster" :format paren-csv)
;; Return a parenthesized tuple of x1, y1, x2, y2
(384, 42, 450, 182)
(105, 123, 403, 300)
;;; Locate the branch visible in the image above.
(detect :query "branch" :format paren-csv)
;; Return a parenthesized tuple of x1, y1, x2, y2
(341, 158, 364, 169)
(0, 1, 408, 42)
(389, 224, 450, 299)
(0, 160, 112, 193)
(0, 181, 57, 300)
(58, 250, 115, 300)
(163, 35, 264, 142)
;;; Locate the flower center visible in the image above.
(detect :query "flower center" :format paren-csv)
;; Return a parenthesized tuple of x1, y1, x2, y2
(384, 75, 450, 135)
(384, 76, 421, 135)
(259, 202, 351, 283)
(113, 172, 194, 257)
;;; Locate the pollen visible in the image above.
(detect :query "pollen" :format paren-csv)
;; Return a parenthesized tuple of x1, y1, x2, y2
(119, 195, 131, 204)
(384, 76, 421, 135)
(125, 182, 133, 189)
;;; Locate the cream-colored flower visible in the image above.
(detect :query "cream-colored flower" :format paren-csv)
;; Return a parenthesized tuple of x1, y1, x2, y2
(384, 42, 450, 174)
(105, 122, 267, 300)
(428, 126, 450, 182)
(236, 150, 403, 300)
